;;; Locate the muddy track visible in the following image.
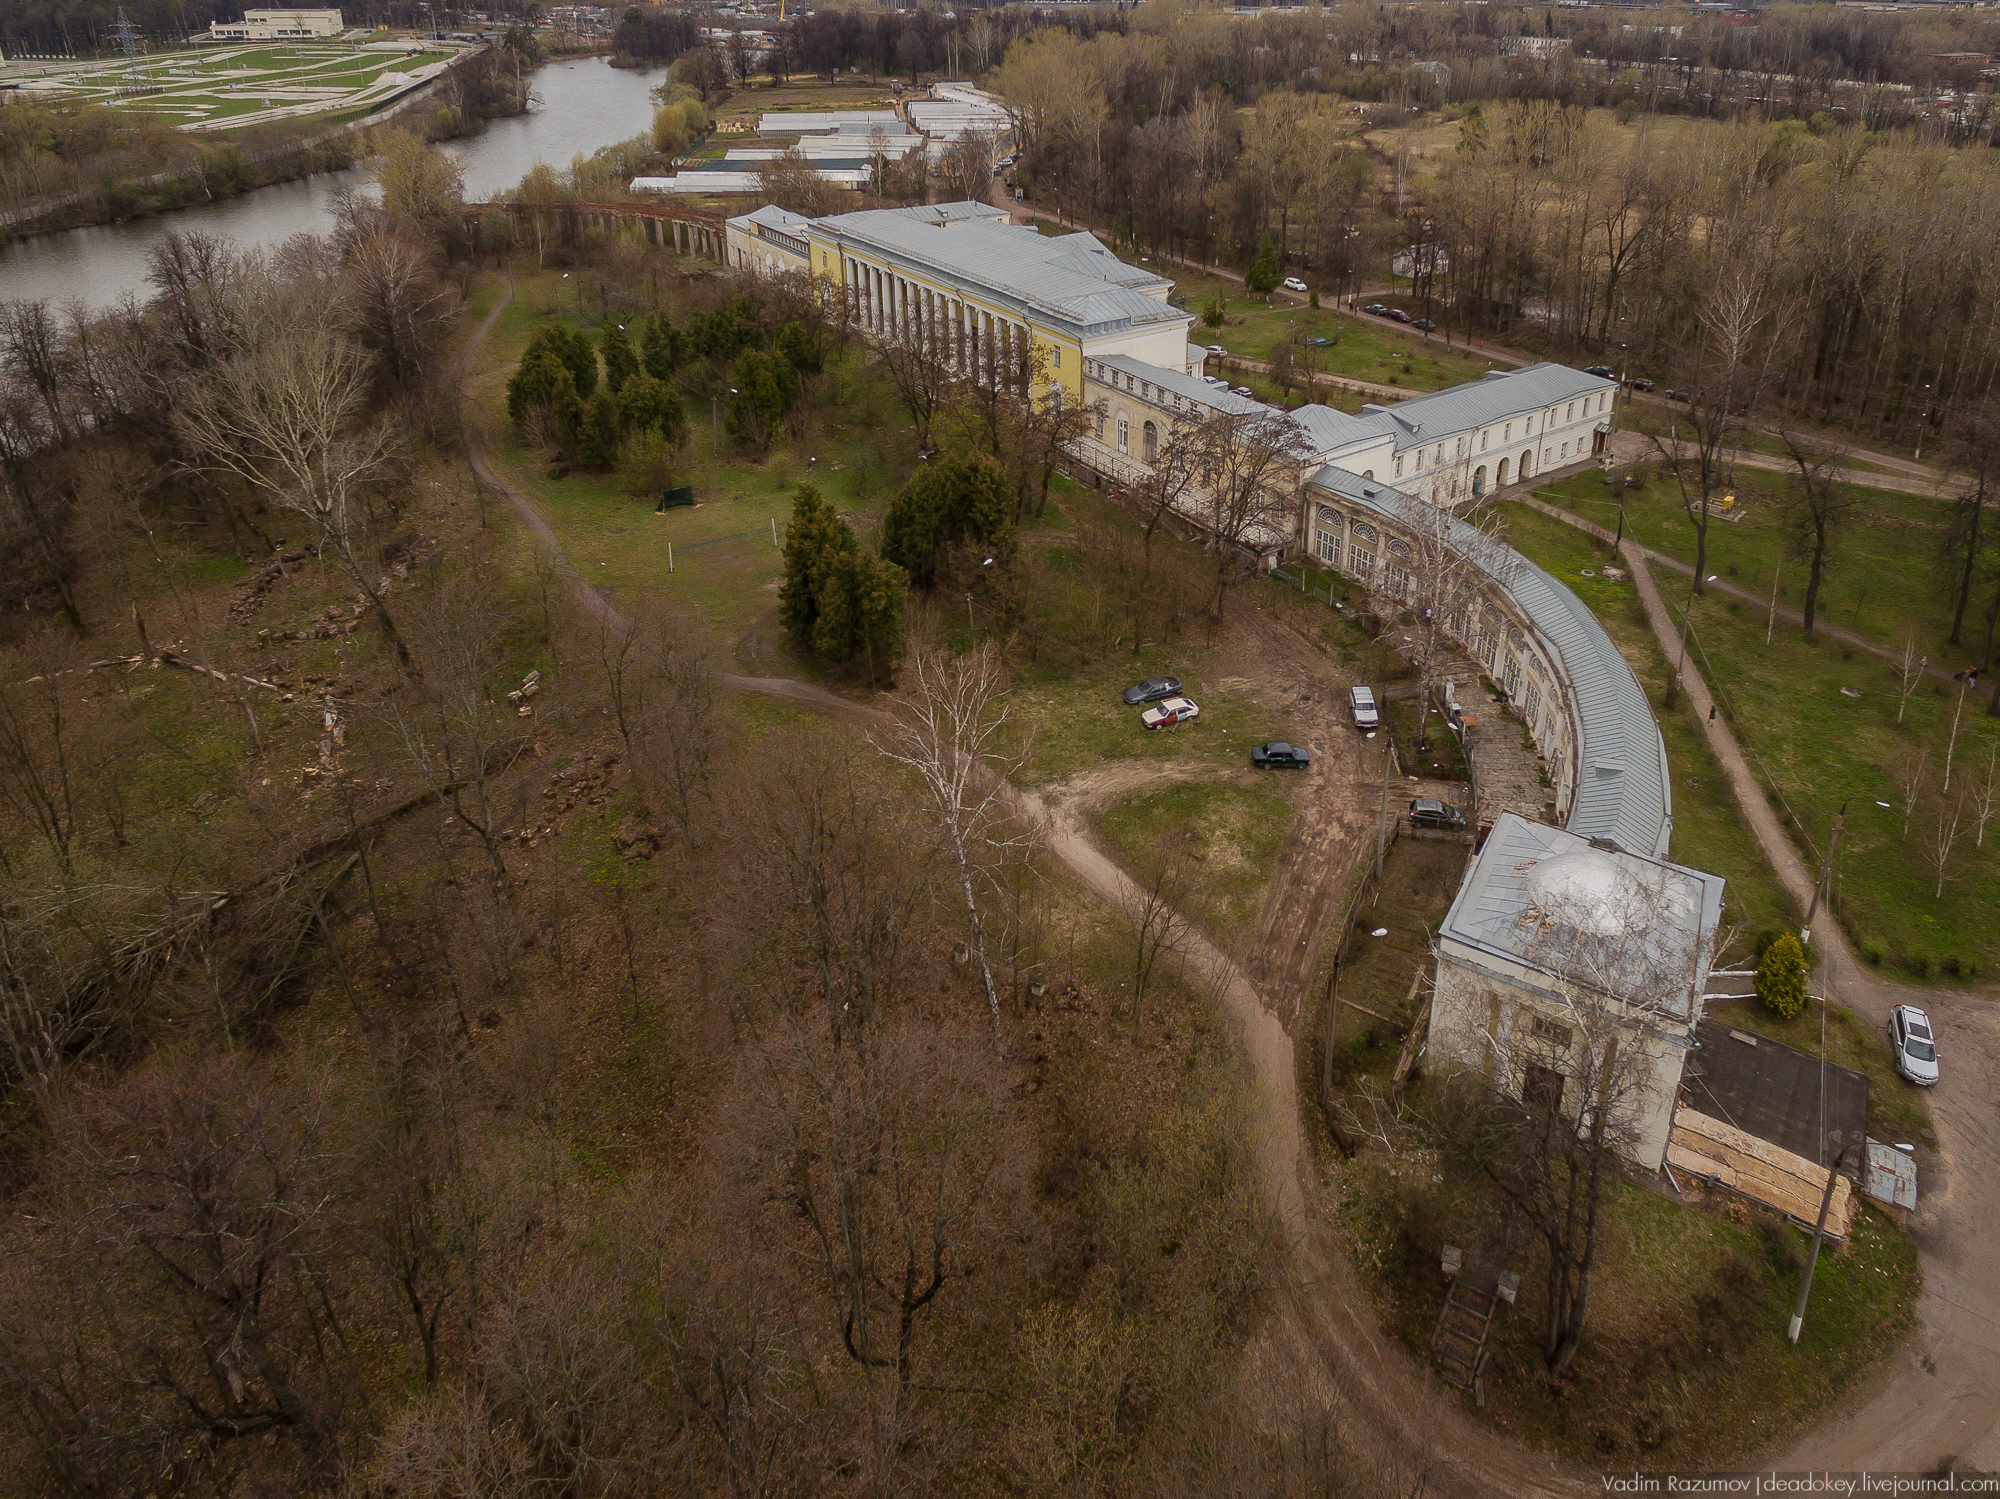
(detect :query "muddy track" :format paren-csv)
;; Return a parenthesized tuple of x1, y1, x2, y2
(457, 275, 1585, 1495)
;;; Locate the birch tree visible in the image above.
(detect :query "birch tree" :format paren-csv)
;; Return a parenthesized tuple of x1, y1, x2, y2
(874, 643, 1034, 1040)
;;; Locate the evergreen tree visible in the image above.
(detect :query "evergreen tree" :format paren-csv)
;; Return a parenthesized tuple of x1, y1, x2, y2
(600, 320, 640, 395)
(727, 348, 801, 451)
(618, 374, 688, 448)
(879, 452, 1016, 587)
(577, 388, 624, 470)
(1247, 236, 1280, 297)
(517, 322, 597, 398)
(641, 314, 684, 380)
(774, 320, 825, 377)
(507, 344, 571, 426)
(780, 484, 855, 643)
(690, 297, 763, 362)
(1756, 933, 1809, 1020)
(811, 549, 906, 675)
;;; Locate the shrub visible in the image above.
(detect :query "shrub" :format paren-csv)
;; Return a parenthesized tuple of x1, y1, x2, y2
(1908, 953, 1931, 979)
(1756, 933, 1808, 1019)
(1941, 955, 1962, 979)
(1864, 943, 1884, 966)
(1246, 236, 1279, 297)
(599, 320, 640, 395)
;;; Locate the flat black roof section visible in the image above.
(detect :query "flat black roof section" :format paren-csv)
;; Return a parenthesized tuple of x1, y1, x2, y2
(1680, 1016, 1869, 1176)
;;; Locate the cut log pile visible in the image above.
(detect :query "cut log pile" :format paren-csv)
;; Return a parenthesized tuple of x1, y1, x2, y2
(1666, 1105, 1854, 1239)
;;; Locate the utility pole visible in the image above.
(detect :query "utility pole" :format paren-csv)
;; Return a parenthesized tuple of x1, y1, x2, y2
(1789, 1131, 1864, 1344)
(1374, 728, 1394, 881)
(1801, 802, 1845, 951)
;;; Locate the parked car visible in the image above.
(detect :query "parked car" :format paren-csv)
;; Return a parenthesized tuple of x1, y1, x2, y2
(1206, 343, 1227, 356)
(1408, 798, 1468, 830)
(1889, 1005, 1940, 1086)
(1231, 385, 1255, 398)
(1383, 308, 1412, 324)
(1348, 685, 1380, 730)
(1140, 696, 1201, 729)
(1202, 374, 1228, 388)
(1582, 363, 1616, 379)
(1282, 276, 1310, 293)
(1121, 675, 1183, 705)
(1362, 303, 1390, 316)
(1628, 377, 1656, 392)
(1411, 317, 1436, 332)
(1251, 741, 1311, 769)
(1663, 387, 1690, 402)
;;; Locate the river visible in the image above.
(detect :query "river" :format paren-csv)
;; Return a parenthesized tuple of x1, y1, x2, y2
(0, 56, 663, 312)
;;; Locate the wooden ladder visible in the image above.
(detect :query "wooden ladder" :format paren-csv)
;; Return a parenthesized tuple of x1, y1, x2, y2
(1430, 1277, 1498, 1403)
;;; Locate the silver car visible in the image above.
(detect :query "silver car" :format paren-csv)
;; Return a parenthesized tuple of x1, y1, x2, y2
(1889, 1005, 1939, 1086)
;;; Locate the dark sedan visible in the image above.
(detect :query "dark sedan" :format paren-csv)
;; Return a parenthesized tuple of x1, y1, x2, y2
(1122, 676, 1183, 706)
(1383, 308, 1412, 324)
(1252, 741, 1311, 769)
(1582, 363, 1616, 378)
(1362, 303, 1390, 316)
(1411, 318, 1436, 332)
(1409, 798, 1468, 830)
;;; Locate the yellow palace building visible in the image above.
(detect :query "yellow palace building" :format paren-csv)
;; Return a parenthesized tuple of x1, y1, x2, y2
(793, 201, 1204, 408)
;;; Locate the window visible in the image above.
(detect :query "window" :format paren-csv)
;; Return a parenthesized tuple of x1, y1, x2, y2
(1566, 402, 1575, 422)
(1143, 420, 1158, 463)
(1522, 1063, 1566, 1114)
(1116, 415, 1128, 454)
(1316, 503, 1340, 526)
(1349, 545, 1376, 571)
(1095, 408, 1106, 439)
(1362, 470, 1374, 480)
(1504, 422, 1512, 442)
(1351, 521, 1377, 544)
(1053, 347, 1062, 369)
(1561, 442, 1569, 461)
(1480, 430, 1488, 450)
(1315, 529, 1339, 563)
(1394, 457, 1405, 479)
(1415, 451, 1424, 473)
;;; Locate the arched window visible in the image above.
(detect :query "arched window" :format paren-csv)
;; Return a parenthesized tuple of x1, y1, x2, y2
(1316, 503, 1340, 526)
(1497, 457, 1510, 485)
(1387, 537, 1411, 561)
(1362, 470, 1375, 480)
(1352, 521, 1378, 544)
(1142, 420, 1158, 463)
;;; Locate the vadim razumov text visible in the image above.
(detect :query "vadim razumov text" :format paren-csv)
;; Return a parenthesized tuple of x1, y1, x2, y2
(1602, 1477, 2000, 1496)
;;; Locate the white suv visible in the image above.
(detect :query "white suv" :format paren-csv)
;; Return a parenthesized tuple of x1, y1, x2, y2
(1282, 277, 1309, 293)
(1889, 1005, 1939, 1086)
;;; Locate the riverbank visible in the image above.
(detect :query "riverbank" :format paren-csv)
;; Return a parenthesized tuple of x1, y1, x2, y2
(0, 46, 530, 246)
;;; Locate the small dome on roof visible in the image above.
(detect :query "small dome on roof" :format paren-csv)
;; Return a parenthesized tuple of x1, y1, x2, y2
(1524, 848, 1692, 939)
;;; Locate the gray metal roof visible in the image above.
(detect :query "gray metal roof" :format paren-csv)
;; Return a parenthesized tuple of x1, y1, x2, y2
(731, 204, 810, 234)
(1093, 353, 1265, 417)
(1307, 466, 1672, 859)
(1361, 362, 1616, 450)
(809, 208, 1188, 339)
(1438, 813, 1723, 1020)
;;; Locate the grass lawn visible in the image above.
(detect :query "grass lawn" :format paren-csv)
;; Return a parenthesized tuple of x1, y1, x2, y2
(1534, 463, 1948, 657)
(1008, 659, 1280, 790)
(1176, 287, 1495, 394)
(1092, 778, 1295, 943)
(463, 269, 927, 654)
(1344, 1152, 1918, 1467)
(1498, 495, 2000, 980)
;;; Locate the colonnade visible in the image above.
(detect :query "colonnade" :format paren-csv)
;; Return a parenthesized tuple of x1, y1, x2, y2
(840, 254, 1034, 393)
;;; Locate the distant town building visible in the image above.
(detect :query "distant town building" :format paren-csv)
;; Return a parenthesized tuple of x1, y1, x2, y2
(1499, 35, 1573, 59)
(208, 7, 343, 40)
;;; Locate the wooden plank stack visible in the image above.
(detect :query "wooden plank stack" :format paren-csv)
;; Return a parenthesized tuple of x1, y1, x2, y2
(1666, 1105, 1854, 1240)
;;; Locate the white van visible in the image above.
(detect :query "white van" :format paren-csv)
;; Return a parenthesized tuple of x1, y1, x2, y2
(1348, 685, 1379, 730)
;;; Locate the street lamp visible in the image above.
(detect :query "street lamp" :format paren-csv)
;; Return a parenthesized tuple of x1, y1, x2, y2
(1915, 383, 1933, 462)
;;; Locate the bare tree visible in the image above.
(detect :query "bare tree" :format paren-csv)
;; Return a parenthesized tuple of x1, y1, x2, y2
(1966, 743, 2000, 852)
(874, 643, 1034, 1039)
(1893, 627, 1927, 724)
(1893, 740, 1930, 840)
(1123, 837, 1197, 1040)
(937, 128, 1001, 204)
(173, 322, 410, 667)
(1187, 407, 1314, 617)
(878, 331, 962, 451)
(1776, 428, 1859, 643)
(1942, 675, 1973, 793)
(1925, 795, 1966, 898)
